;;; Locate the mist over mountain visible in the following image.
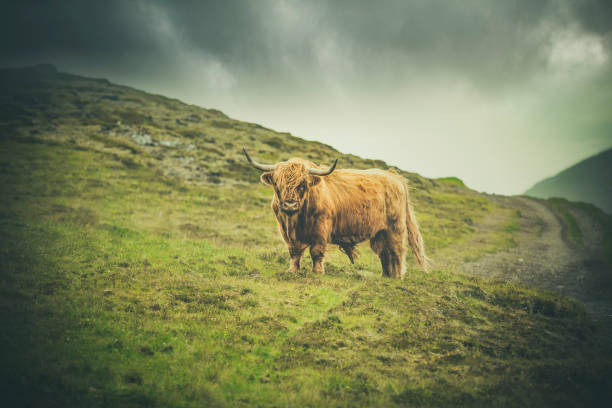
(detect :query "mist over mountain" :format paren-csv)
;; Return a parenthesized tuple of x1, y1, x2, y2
(525, 148, 612, 214)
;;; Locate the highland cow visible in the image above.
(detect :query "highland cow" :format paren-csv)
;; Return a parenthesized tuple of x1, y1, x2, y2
(244, 148, 427, 278)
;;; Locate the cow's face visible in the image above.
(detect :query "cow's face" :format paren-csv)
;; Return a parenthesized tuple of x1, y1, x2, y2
(261, 162, 321, 215)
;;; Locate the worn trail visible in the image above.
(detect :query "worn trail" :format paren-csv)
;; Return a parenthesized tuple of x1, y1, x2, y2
(461, 195, 612, 332)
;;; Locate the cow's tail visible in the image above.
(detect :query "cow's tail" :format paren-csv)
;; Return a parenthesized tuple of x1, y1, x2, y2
(405, 187, 429, 272)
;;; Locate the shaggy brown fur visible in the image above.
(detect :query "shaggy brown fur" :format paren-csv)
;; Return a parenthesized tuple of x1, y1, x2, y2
(254, 157, 427, 278)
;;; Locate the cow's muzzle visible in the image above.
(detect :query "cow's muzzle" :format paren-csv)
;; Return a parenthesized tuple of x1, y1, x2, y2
(281, 200, 299, 214)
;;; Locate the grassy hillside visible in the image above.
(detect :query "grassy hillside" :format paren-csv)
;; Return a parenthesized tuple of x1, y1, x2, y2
(525, 148, 612, 214)
(1, 65, 611, 407)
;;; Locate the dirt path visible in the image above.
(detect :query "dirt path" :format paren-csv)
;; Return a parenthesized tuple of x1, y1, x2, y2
(461, 195, 612, 331)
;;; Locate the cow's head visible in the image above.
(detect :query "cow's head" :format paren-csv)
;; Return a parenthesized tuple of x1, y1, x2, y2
(243, 148, 337, 215)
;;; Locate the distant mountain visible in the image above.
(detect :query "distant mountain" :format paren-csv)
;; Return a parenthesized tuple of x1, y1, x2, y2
(525, 149, 612, 214)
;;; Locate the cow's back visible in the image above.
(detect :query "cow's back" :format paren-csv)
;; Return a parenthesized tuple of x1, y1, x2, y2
(322, 169, 406, 244)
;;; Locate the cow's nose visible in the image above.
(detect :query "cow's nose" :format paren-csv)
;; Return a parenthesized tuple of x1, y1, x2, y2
(282, 200, 299, 212)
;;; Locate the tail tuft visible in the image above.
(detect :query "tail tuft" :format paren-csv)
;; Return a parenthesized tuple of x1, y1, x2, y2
(405, 190, 428, 272)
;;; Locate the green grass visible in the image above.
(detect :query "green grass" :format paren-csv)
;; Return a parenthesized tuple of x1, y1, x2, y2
(2, 138, 611, 407)
(436, 177, 466, 187)
(1, 66, 611, 407)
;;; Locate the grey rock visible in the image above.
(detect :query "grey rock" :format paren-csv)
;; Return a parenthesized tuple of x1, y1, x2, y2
(159, 140, 181, 147)
(131, 132, 154, 145)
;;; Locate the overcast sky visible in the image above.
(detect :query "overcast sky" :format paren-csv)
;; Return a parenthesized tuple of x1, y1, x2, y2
(1, 0, 611, 194)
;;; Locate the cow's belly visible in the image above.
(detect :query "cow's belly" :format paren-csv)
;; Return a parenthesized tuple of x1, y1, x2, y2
(330, 232, 371, 246)
(330, 215, 383, 245)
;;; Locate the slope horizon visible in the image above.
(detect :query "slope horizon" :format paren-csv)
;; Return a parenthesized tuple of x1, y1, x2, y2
(8, 62, 609, 197)
(11, 63, 469, 189)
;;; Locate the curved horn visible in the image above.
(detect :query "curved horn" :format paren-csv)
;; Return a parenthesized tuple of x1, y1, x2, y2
(309, 158, 338, 176)
(243, 148, 275, 172)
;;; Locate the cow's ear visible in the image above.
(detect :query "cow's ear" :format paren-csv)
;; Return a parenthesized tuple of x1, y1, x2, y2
(261, 172, 274, 185)
(309, 175, 321, 187)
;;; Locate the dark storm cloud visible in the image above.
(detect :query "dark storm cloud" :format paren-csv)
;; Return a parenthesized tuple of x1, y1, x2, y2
(2, 0, 611, 85)
(154, 1, 264, 58)
(144, 0, 612, 88)
(571, 0, 612, 34)
(0, 0, 162, 60)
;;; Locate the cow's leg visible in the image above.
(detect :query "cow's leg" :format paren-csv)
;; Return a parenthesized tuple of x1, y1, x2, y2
(380, 249, 392, 277)
(287, 245, 305, 272)
(310, 219, 331, 274)
(371, 230, 405, 278)
(339, 243, 357, 264)
(385, 228, 406, 279)
(389, 252, 405, 279)
(370, 230, 392, 277)
(386, 231, 406, 279)
(309, 241, 327, 274)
